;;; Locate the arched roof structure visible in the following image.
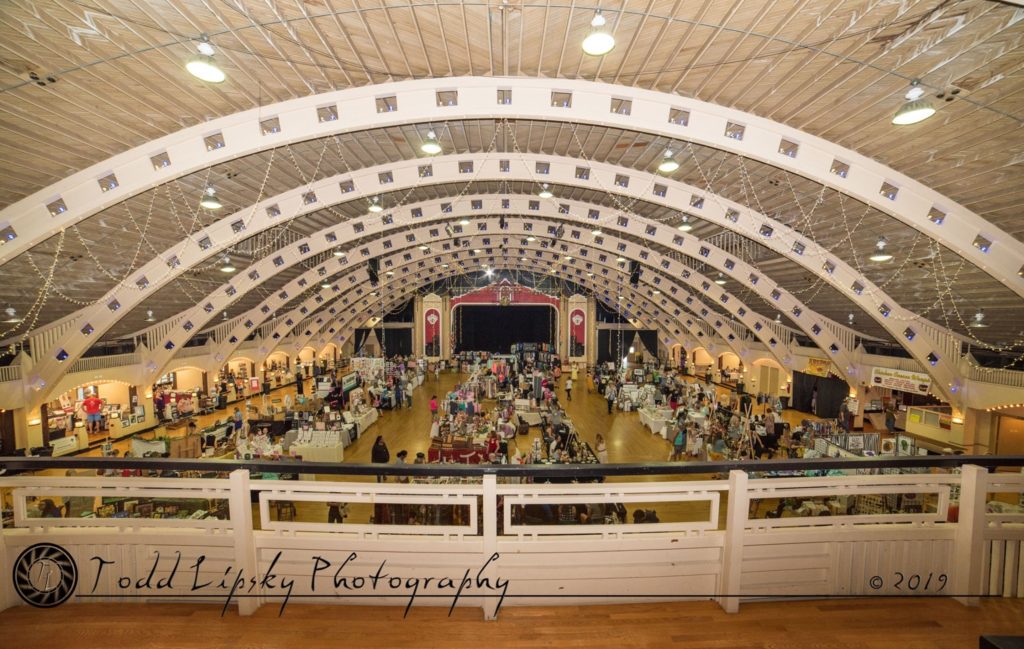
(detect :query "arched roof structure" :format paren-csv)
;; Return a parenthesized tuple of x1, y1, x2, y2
(2, 2, 1022, 411)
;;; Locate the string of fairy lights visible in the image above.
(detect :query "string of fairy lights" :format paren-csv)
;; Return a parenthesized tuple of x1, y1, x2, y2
(3, 115, 1023, 379)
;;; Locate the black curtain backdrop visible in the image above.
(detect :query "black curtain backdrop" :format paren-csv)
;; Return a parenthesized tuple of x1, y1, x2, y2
(456, 305, 555, 352)
(596, 329, 624, 365)
(353, 329, 371, 355)
(637, 330, 659, 360)
(380, 329, 413, 356)
(384, 300, 415, 322)
(792, 370, 849, 418)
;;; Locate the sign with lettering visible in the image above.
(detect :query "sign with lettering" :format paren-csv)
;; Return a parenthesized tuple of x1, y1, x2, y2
(805, 358, 831, 377)
(870, 367, 932, 396)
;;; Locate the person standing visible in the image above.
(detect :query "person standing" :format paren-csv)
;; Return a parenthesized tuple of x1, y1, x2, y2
(394, 450, 409, 483)
(327, 502, 348, 524)
(429, 395, 438, 417)
(371, 436, 390, 483)
(565, 377, 573, 402)
(885, 404, 897, 434)
(232, 406, 244, 433)
(606, 383, 617, 414)
(81, 392, 104, 436)
(595, 433, 609, 464)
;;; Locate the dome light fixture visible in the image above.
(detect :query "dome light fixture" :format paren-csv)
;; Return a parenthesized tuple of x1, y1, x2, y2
(892, 80, 935, 125)
(657, 150, 680, 174)
(629, 346, 636, 354)
(145, 309, 155, 323)
(459, 218, 470, 226)
(320, 279, 332, 289)
(868, 236, 894, 262)
(199, 187, 222, 210)
(538, 183, 553, 199)
(3, 306, 21, 323)
(421, 130, 442, 155)
(582, 11, 615, 56)
(222, 310, 229, 321)
(714, 273, 726, 285)
(186, 39, 225, 83)
(969, 310, 988, 328)
(219, 255, 236, 273)
(677, 215, 693, 232)
(591, 228, 602, 236)
(368, 197, 383, 213)
(333, 248, 346, 257)
(775, 313, 782, 323)
(526, 235, 536, 242)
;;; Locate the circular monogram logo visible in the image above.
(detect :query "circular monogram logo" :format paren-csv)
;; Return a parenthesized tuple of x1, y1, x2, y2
(13, 543, 78, 608)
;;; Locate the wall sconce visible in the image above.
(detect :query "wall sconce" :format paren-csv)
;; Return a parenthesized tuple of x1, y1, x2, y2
(28, 418, 41, 426)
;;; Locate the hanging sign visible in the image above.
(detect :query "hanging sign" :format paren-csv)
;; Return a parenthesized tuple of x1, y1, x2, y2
(569, 308, 586, 357)
(870, 367, 932, 396)
(805, 358, 831, 377)
(424, 308, 441, 357)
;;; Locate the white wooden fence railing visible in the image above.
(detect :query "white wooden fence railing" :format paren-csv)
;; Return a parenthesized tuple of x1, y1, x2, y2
(0, 365, 21, 383)
(1, 466, 1021, 617)
(67, 352, 139, 374)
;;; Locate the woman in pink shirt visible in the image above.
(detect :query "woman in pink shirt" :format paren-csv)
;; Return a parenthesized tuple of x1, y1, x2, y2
(429, 395, 438, 416)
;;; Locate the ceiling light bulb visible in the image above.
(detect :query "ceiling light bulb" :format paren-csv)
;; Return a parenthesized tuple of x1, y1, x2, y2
(677, 216, 693, 232)
(526, 236, 536, 242)
(145, 310, 155, 322)
(715, 273, 726, 285)
(970, 310, 988, 328)
(321, 280, 331, 288)
(199, 187, 222, 210)
(775, 313, 782, 323)
(222, 311, 229, 321)
(196, 41, 216, 57)
(459, 219, 470, 226)
(333, 248, 345, 257)
(892, 82, 934, 125)
(582, 12, 615, 56)
(485, 269, 494, 277)
(3, 307, 21, 323)
(421, 130, 442, 155)
(219, 256, 235, 273)
(368, 199, 383, 213)
(869, 237, 893, 262)
(186, 55, 225, 83)
(617, 256, 626, 263)
(592, 228, 602, 235)
(658, 151, 680, 173)
(538, 184, 553, 199)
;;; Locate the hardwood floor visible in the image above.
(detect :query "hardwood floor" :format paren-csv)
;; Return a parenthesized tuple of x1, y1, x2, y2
(1, 599, 1021, 648)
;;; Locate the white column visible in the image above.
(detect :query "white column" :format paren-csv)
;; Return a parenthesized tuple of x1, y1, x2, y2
(229, 469, 260, 615)
(953, 464, 988, 606)
(719, 469, 749, 613)
(0, 524, 11, 612)
(481, 473, 499, 620)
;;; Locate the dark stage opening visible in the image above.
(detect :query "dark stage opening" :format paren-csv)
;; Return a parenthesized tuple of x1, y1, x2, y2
(455, 305, 556, 352)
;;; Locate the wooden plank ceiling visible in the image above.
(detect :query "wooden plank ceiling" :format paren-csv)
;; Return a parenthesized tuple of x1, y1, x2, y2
(0, 0, 1021, 349)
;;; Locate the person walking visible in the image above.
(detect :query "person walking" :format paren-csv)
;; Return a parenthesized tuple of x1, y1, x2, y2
(606, 383, 617, 414)
(394, 450, 409, 483)
(885, 404, 897, 434)
(565, 377, 573, 402)
(371, 436, 390, 483)
(232, 407, 244, 433)
(429, 395, 438, 417)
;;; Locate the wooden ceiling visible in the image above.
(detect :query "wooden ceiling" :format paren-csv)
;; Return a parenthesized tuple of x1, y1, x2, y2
(0, 0, 1022, 348)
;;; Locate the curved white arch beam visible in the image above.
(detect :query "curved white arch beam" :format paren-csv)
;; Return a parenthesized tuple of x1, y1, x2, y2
(250, 245, 750, 371)
(25, 157, 957, 403)
(145, 212, 808, 383)
(2, 77, 1017, 300)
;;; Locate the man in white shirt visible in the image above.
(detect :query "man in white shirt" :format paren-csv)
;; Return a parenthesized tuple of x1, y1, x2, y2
(565, 378, 573, 401)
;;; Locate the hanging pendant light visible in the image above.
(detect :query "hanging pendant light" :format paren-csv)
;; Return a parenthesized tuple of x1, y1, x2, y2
(219, 255, 236, 273)
(3, 306, 21, 323)
(677, 215, 693, 232)
(368, 197, 383, 213)
(145, 310, 156, 323)
(969, 310, 988, 328)
(222, 311, 229, 321)
(892, 80, 935, 125)
(333, 248, 346, 257)
(186, 40, 226, 83)
(714, 273, 726, 285)
(868, 236, 893, 262)
(200, 187, 222, 210)
(657, 150, 680, 173)
(538, 183, 553, 199)
(320, 279, 332, 289)
(421, 130, 442, 155)
(582, 11, 615, 56)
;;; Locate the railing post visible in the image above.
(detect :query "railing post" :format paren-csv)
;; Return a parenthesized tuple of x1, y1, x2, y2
(481, 473, 498, 620)
(229, 469, 259, 616)
(953, 464, 988, 606)
(719, 469, 749, 614)
(0, 518, 11, 613)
